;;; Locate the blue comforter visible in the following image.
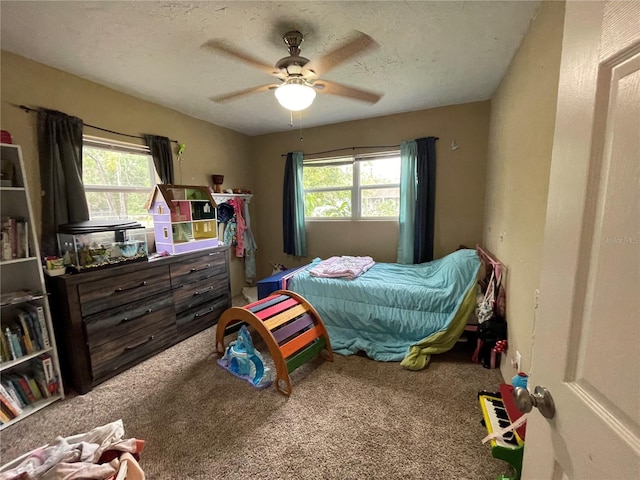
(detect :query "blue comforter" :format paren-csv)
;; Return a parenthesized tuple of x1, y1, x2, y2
(289, 249, 480, 361)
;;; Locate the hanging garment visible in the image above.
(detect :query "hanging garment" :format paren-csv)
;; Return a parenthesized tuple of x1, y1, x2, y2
(223, 218, 237, 246)
(217, 202, 235, 224)
(228, 198, 246, 257)
(242, 200, 257, 284)
(475, 262, 502, 323)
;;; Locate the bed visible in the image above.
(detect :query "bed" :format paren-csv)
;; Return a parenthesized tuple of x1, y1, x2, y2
(287, 248, 481, 370)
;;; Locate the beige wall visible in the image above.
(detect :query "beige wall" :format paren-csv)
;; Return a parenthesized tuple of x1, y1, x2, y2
(0, 51, 490, 294)
(483, 1, 565, 380)
(250, 101, 490, 280)
(0, 51, 252, 295)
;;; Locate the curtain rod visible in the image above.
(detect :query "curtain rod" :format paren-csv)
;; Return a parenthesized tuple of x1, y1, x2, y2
(17, 104, 181, 144)
(279, 139, 439, 157)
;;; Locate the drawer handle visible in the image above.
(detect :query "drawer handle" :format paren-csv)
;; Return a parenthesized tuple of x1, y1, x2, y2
(208, 252, 221, 256)
(115, 281, 147, 293)
(120, 308, 152, 324)
(190, 263, 211, 273)
(194, 286, 214, 296)
(194, 306, 214, 318)
(124, 335, 155, 351)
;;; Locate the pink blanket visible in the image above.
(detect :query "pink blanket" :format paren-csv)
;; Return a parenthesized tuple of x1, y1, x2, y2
(309, 256, 375, 280)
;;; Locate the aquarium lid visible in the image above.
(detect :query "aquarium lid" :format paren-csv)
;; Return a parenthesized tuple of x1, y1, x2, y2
(58, 220, 144, 234)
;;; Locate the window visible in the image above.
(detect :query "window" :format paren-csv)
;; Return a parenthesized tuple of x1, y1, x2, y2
(82, 136, 159, 226)
(303, 152, 401, 219)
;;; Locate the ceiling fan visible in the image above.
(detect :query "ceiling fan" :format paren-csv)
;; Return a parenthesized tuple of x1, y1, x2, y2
(202, 30, 382, 111)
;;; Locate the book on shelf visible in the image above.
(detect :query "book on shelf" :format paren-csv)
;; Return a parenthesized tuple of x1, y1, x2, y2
(35, 354, 59, 395)
(0, 407, 11, 424)
(25, 374, 43, 400)
(32, 367, 51, 398)
(1, 380, 25, 409)
(1, 216, 29, 260)
(0, 329, 11, 362)
(1, 304, 51, 363)
(14, 373, 36, 404)
(24, 308, 44, 351)
(37, 354, 55, 384)
(4, 326, 22, 360)
(2, 310, 47, 362)
(1, 358, 59, 408)
(0, 385, 22, 417)
(5, 375, 29, 405)
(21, 303, 51, 349)
(17, 312, 34, 354)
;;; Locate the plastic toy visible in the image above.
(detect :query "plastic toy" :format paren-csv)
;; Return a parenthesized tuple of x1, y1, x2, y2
(217, 325, 272, 389)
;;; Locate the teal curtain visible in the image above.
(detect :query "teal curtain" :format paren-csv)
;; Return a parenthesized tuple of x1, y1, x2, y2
(397, 140, 417, 264)
(282, 151, 306, 256)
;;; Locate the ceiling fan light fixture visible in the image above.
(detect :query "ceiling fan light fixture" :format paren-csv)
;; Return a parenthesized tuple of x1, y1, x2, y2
(275, 79, 316, 111)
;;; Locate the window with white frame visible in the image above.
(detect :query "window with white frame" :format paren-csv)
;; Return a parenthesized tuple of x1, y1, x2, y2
(82, 136, 159, 227)
(303, 152, 401, 219)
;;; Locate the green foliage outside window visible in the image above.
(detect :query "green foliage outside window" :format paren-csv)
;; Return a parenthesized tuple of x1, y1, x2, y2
(303, 155, 400, 219)
(83, 147, 153, 187)
(83, 145, 156, 226)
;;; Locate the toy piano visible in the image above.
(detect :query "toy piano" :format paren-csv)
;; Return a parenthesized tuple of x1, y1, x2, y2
(478, 384, 526, 480)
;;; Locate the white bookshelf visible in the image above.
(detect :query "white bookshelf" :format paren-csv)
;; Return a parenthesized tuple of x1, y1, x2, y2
(0, 143, 65, 430)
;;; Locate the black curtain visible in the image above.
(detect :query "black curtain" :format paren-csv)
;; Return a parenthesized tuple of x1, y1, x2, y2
(414, 137, 437, 263)
(143, 134, 174, 184)
(37, 109, 89, 256)
(282, 152, 295, 255)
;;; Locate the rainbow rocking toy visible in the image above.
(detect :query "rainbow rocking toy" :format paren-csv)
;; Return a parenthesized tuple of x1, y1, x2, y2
(216, 290, 333, 396)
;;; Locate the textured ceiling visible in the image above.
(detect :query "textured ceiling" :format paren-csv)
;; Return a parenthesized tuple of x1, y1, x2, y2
(0, 1, 540, 136)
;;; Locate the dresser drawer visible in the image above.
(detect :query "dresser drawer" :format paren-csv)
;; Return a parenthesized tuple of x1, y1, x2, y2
(170, 250, 227, 287)
(172, 273, 229, 313)
(78, 265, 171, 317)
(90, 315, 176, 383)
(175, 294, 229, 339)
(85, 292, 175, 349)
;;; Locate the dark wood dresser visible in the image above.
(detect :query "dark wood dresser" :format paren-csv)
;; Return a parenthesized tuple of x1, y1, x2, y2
(47, 246, 230, 394)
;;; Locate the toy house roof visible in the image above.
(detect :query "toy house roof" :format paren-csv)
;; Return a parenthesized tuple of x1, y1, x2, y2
(144, 184, 218, 211)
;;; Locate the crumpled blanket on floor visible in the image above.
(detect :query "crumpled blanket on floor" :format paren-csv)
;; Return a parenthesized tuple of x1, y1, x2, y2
(309, 255, 375, 280)
(0, 420, 145, 480)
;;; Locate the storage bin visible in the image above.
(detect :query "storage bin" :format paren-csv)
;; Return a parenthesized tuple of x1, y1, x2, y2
(256, 267, 305, 299)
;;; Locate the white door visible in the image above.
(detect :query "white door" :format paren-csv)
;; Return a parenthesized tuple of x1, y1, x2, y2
(523, 1, 640, 479)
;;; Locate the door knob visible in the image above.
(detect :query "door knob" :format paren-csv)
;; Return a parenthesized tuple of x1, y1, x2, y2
(513, 385, 556, 419)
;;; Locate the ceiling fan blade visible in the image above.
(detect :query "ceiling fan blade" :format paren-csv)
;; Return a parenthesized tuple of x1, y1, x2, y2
(302, 31, 379, 78)
(312, 80, 382, 104)
(210, 84, 280, 103)
(201, 40, 281, 77)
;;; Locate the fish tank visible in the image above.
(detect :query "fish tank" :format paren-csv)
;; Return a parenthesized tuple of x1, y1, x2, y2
(57, 221, 148, 272)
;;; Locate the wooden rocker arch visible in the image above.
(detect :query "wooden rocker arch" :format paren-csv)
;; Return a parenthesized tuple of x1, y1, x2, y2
(215, 290, 333, 396)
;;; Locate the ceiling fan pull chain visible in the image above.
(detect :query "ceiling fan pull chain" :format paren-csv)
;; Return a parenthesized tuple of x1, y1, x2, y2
(299, 112, 304, 142)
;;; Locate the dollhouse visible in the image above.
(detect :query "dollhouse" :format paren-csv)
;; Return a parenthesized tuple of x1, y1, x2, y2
(146, 184, 218, 255)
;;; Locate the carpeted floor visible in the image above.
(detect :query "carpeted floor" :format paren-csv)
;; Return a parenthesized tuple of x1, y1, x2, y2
(0, 311, 510, 479)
